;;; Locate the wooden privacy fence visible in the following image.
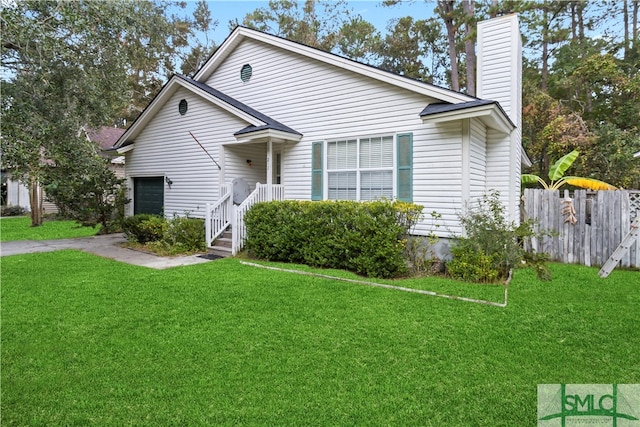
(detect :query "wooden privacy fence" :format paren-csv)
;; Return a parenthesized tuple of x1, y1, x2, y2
(522, 188, 640, 269)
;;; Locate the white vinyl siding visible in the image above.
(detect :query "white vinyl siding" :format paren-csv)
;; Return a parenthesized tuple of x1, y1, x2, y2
(125, 87, 242, 218)
(469, 118, 487, 201)
(204, 39, 439, 203)
(326, 135, 393, 201)
(485, 129, 511, 208)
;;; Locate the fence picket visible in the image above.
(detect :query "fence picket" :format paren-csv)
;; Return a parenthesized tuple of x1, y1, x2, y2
(523, 189, 639, 269)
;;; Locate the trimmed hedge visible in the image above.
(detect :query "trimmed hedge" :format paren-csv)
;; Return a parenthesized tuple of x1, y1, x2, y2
(244, 200, 423, 278)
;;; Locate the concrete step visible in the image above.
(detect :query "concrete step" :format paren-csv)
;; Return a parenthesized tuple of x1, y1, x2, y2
(208, 246, 232, 258)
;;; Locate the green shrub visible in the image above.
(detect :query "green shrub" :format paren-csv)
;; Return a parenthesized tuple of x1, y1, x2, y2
(446, 191, 551, 283)
(163, 216, 205, 252)
(245, 200, 423, 278)
(1, 205, 27, 217)
(122, 214, 167, 243)
(447, 240, 500, 283)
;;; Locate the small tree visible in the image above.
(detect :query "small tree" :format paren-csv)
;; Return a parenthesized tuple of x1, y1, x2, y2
(447, 191, 551, 282)
(522, 150, 617, 190)
(45, 154, 128, 234)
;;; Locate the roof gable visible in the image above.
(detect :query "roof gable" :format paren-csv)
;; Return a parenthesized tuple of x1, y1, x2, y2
(114, 74, 300, 148)
(194, 26, 475, 105)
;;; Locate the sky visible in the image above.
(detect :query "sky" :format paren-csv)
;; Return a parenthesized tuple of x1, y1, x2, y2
(174, 0, 438, 44)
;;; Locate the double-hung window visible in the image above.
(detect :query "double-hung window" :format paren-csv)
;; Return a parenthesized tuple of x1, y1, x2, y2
(312, 133, 412, 202)
(327, 135, 394, 201)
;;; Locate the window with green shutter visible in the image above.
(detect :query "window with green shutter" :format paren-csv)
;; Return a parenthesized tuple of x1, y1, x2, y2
(397, 133, 413, 202)
(311, 141, 323, 200)
(313, 133, 413, 202)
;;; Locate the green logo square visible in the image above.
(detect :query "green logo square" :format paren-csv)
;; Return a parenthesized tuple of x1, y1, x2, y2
(538, 384, 640, 426)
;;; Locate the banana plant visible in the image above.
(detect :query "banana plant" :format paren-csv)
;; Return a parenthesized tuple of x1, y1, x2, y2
(522, 150, 617, 190)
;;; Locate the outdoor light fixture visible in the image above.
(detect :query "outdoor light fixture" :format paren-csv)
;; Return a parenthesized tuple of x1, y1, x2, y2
(246, 159, 252, 167)
(165, 176, 173, 187)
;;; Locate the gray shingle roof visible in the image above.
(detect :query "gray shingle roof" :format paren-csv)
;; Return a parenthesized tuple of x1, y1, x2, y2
(176, 74, 302, 137)
(420, 99, 515, 129)
(419, 99, 497, 116)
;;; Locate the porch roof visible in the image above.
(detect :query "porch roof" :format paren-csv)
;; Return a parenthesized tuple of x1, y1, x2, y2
(420, 99, 515, 134)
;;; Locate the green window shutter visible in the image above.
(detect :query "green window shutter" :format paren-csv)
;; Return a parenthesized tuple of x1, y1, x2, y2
(397, 133, 413, 202)
(311, 141, 323, 201)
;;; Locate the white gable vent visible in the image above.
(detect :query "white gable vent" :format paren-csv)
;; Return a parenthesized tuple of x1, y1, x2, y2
(240, 64, 252, 82)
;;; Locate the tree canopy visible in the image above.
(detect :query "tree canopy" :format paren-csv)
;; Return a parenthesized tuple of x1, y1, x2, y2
(0, 0, 215, 225)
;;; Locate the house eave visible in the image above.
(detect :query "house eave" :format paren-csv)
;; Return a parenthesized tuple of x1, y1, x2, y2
(116, 143, 135, 154)
(421, 104, 515, 134)
(234, 129, 303, 144)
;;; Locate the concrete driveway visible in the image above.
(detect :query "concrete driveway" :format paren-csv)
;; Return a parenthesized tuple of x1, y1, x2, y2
(0, 234, 215, 269)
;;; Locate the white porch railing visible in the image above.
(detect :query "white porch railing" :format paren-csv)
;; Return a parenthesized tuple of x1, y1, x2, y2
(205, 183, 284, 254)
(205, 184, 232, 247)
(232, 183, 285, 255)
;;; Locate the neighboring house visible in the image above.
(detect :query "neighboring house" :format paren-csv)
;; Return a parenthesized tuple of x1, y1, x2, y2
(86, 126, 126, 179)
(1, 170, 31, 210)
(1, 171, 56, 214)
(114, 15, 526, 255)
(1, 126, 125, 213)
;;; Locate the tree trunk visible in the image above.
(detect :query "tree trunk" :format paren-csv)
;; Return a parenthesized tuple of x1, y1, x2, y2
(438, 1, 459, 91)
(541, 3, 550, 91)
(489, 0, 498, 18)
(28, 176, 43, 226)
(624, 0, 630, 59)
(570, 1, 577, 40)
(633, 0, 638, 43)
(577, 1, 585, 40)
(463, 0, 475, 96)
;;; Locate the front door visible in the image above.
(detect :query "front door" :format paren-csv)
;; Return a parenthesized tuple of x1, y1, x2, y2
(273, 150, 282, 185)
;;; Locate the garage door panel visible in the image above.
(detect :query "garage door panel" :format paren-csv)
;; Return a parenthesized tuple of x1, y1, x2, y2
(134, 177, 164, 215)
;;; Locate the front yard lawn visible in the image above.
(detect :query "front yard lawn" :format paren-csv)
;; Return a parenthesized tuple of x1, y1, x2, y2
(0, 216, 100, 241)
(1, 251, 638, 426)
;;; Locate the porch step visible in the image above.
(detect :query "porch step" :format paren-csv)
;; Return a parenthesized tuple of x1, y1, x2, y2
(208, 246, 232, 258)
(208, 228, 233, 257)
(214, 236, 232, 249)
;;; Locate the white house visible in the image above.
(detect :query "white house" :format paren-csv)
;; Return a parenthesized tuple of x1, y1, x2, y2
(114, 14, 525, 255)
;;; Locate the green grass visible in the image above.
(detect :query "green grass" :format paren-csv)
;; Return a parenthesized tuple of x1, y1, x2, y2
(2, 251, 639, 426)
(0, 216, 100, 241)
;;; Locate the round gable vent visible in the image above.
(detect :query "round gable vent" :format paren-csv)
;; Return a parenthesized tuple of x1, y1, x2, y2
(240, 64, 252, 82)
(178, 99, 188, 115)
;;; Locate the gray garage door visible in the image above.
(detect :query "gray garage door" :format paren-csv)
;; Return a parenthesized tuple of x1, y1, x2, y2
(134, 177, 164, 215)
